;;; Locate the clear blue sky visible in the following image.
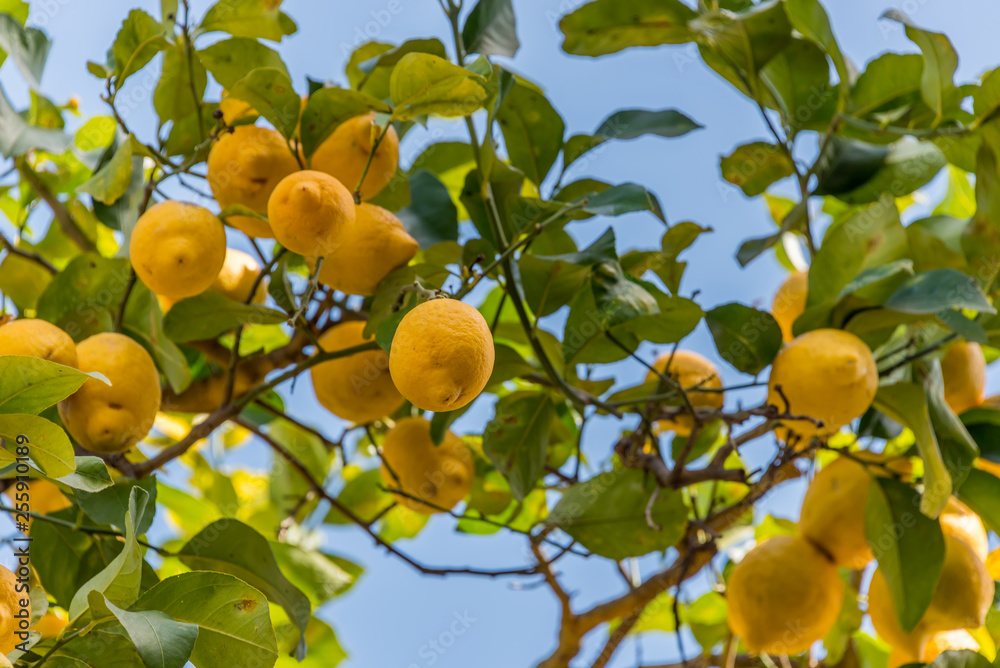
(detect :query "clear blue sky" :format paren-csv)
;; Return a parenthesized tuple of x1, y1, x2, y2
(3, 1, 1000, 666)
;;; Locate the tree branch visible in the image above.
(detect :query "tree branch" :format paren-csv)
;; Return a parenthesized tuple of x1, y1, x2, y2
(16, 159, 95, 252)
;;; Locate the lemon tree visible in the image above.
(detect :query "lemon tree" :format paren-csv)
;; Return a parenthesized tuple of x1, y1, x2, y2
(0, 0, 999, 667)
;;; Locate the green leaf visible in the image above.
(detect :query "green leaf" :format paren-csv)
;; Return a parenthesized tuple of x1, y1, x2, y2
(483, 392, 555, 500)
(395, 170, 459, 248)
(720, 142, 794, 197)
(549, 468, 688, 560)
(462, 0, 519, 58)
(760, 38, 836, 133)
(865, 477, 945, 632)
(518, 256, 592, 318)
(883, 269, 995, 315)
(48, 629, 146, 666)
(558, 0, 696, 57)
(122, 282, 191, 394)
(275, 618, 346, 668)
(882, 10, 959, 120)
(112, 9, 167, 82)
(197, 37, 288, 88)
(0, 356, 91, 415)
(0, 252, 52, 311)
(0, 1, 27, 26)
(705, 303, 782, 375)
(874, 383, 952, 517)
(199, 0, 296, 41)
(57, 456, 114, 493)
(77, 139, 133, 205)
(956, 469, 1000, 535)
(177, 519, 310, 648)
(133, 572, 277, 668)
(563, 108, 701, 170)
(76, 477, 157, 535)
(389, 53, 487, 120)
(578, 183, 665, 222)
(163, 291, 287, 343)
(324, 468, 394, 525)
(270, 542, 361, 607)
(850, 53, 924, 116)
(0, 82, 70, 157)
(36, 254, 131, 341)
(816, 137, 946, 204)
(690, 1, 792, 76)
(68, 487, 149, 624)
(0, 12, 50, 89)
(228, 67, 299, 138)
(30, 518, 90, 608)
(784, 0, 849, 97)
(0, 413, 74, 477)
(154, 43, 208, 128)
(352, 39, 447, 101)
(496, 80, 564, 185)
(88, 592, 198, 668)
(299, 87, 389, 159)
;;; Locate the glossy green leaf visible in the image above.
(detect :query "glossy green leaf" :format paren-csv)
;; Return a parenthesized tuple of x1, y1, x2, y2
(36, 254, 131, 341)
(578, 183, 665, 222)
(0, 413, 74, 477)
(270, 542, 361, 606)
(564, 108, 701, 170)
(559, 0, 696, 57)
(705, 303, 782, 375)
(784, 0, 849, 94)
(77, 139, 133, 205)
(760, 38, 836, 133)
(163, 291, 287, 343)
(88, 591, 198, 668)
(199, 0, 296, 42)
(228, 67, 299, 138)
(197, 37, 288, 88)
(122, 281, 191, 394)
(549, 468, 688, 560)
(496, 80, 564, 185)
(395, 170, 459, 248)
(883, 269, 995, 315)
(850, 53, 923, 116)
(865, 477, 945, 632)
(462, 0, 519, 58)
(483, 392, 555, 500)
(389, 53, 487, 120)
(690, 1, 792, 76)
(0, 356, 91, 415)
(57, 456, 114, 493)
(76, 477, 157, 535)
(154, 42, 208, 128)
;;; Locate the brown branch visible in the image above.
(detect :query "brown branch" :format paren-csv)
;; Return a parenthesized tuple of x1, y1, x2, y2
(0, 234, 56, 274)
(16, 159, 95, 252)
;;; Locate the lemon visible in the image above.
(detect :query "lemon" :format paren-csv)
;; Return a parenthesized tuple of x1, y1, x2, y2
(379, 417, 473, 514)
(772, 270, 808, 342)
(0, 319, 77, 367)
(130, 201, 227, 300)
(646, 350, 723, 435)
(32, 609, 68, 639)
(310, 321, 404, 424)
(58, 333, 161, 453)
(2, 479, 72, 532)
(218, 89, 257, 125)
(389, 299, 495, 412)
(726, 534, 843, 655)
(313, 203, 418, 296)
(767, 329, 878, 444)
(921, 534, 994, 633)
(311, 112, 399, 200)
(799, 456, 874, 569)
(940, 497, 988, 561)
(267, 170, 355, 256)
(207, 125, 299, 238)
(941, 341, 985, 415)
(211, 248, 267, 304)
(868, 567, 924, 655)
(921, 629, 980, 663)
(0, 564, 26, 653)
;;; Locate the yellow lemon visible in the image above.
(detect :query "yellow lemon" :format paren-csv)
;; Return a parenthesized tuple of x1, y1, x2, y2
(211, 248, 267, 304)
(313, 203, 418, 296)
(379, 417, 473, 514)
(267, 170, 355, 256)
(869, 568, 925, 655)
(0, 563, 27, 653)
(207, 125, 299, 238)
(0, 319, 77, 367)
(987, 548, 1000, 580)
(310, 112, 399, 201)
(940, 497, 989, 561)
(389, 299, 495, 412)
(726, 534, 843, 655)
(32, 609, 68, 639)
(130, 201, 227, 300)
(772, 270, 808, 342)
(218, 89, 257, 125)
(646, 350, 723, 435)
(58, 333, 161, 454)
(799, 456, 874, 569)
(767, 329, 878, 444)
(941, 341, 985, 415)
(921, 629, 980, 663)
(310, 321, 404, 424)
(921, 534, 995, 633)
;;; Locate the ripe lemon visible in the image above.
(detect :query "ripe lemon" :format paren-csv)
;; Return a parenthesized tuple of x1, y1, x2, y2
(207, 125, 299, 238)
(311, 112, 399, 200)
(58, 333, 161, 454)
(267, 170, 355, 256)
(379, 417, 473, 514)
(921, 534, 994, 632)
(941, 341, 985, 415)
(646, 350, 723, 435)
(32, 609, 68, 639)
(767, 329, 878, 444)
(218, 89, 257, 125)
(940, 497, 988, 561)
(389, 299, 495, 412)
(921, 629, 980, 663)
(0, 319, 77, 367)
(799, 457, 874, 569)
(211, 248, 267, 304)
(312, 203, 418, 296)
(0, 563, 26, 653)
(310, 321, 404, 424)
(130, 201, 227, 300)
(726, 534, 843, 655)
(868, 567, 924, 655)
(772, 270, 808, 342)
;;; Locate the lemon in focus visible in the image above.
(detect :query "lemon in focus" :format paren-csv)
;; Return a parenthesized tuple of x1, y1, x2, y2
(379, 417, 473, 514)
(0, 319, 77, 367)
(267, 170, 355, 256)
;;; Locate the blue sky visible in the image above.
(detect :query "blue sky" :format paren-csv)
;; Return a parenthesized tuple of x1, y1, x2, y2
(3, 0, 1000, 666)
